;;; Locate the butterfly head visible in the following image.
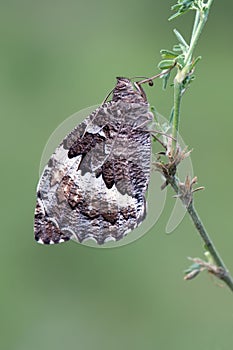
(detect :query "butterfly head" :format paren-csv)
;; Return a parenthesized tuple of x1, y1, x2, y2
(112, 77, 147, 103)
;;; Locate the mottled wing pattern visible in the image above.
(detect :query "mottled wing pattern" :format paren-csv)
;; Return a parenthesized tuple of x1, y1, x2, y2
(34, 78, 153, 244)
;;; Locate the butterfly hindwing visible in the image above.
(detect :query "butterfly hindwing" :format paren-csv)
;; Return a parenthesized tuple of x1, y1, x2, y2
(34, 78, 153, 245)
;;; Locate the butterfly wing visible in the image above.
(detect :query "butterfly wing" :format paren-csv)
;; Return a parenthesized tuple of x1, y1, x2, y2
(34, 81, 152, 245)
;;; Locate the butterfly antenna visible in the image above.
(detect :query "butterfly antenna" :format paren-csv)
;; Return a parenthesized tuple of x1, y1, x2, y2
(101, 88, 115, 105)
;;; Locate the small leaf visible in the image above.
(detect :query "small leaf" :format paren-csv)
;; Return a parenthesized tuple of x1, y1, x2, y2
(176, 56, 185, 68)
(182, 74, 195, 90)
(169, 0, 197, 20)
(162, 71, 171, 90)
(169, 8, 188, 20)
(173, 29, 189, 48)
(173, 44, 183, 52)
(204, 250, 215, 265)
(160, 49, 178, 59)
(184, 261, 202, 278)
(169, 107, 174, 124)
(184, 262, 201, 274)
(169, 12, 182, 21)
(184, 269, 200, 280)
(191, 55, 202, 69)
(158, 59, 175, 70)
(171, 3, 182, 11)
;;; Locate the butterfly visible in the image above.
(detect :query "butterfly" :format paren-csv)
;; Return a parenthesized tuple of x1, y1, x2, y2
(34, 77, 153, 245)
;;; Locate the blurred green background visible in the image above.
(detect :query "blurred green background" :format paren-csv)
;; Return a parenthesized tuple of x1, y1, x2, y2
(1, 0, 233, 349)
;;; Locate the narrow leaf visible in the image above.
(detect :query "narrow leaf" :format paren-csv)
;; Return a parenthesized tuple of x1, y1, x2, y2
(162, 71, 171, 90)
(176, 56, 185, 68)
(158, 59, 175, 70)
(173, 29, 189, 48)
(173, 44, 183, 52)
(191, 55, 202, 69)
(160, 49, 178, 59)
(169, 107, 174, 124)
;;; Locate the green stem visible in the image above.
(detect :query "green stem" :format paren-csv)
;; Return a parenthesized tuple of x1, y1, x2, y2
(172, 0, 214, 152)
(167, 0, 233, 291)
(168, 176, 233, 292)
(171, 79, 182, 152)
(191, 8, 200, 40)
(185, 0, 214, 66)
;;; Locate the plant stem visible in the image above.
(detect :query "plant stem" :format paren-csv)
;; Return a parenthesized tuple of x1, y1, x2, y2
(168, 175, 233, 292)
(167, 0, 233, 291)
(171, 80, 182, 151)
(172, 0, 214, 150)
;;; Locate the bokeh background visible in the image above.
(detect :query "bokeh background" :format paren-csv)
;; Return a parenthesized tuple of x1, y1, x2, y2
(1, 0, 233, 349)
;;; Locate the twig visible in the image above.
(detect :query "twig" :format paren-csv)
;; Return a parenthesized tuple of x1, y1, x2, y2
(148, 0, 233, 291)
(167, 174, 233, 291)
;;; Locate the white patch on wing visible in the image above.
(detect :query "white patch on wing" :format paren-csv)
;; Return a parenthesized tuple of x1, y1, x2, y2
(37, 238, 45, 244)
(104, 236, 116, 243)
(85, 123, 105, 134)
(72, 171, 137, 210)
(82, 236, 99, 243)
